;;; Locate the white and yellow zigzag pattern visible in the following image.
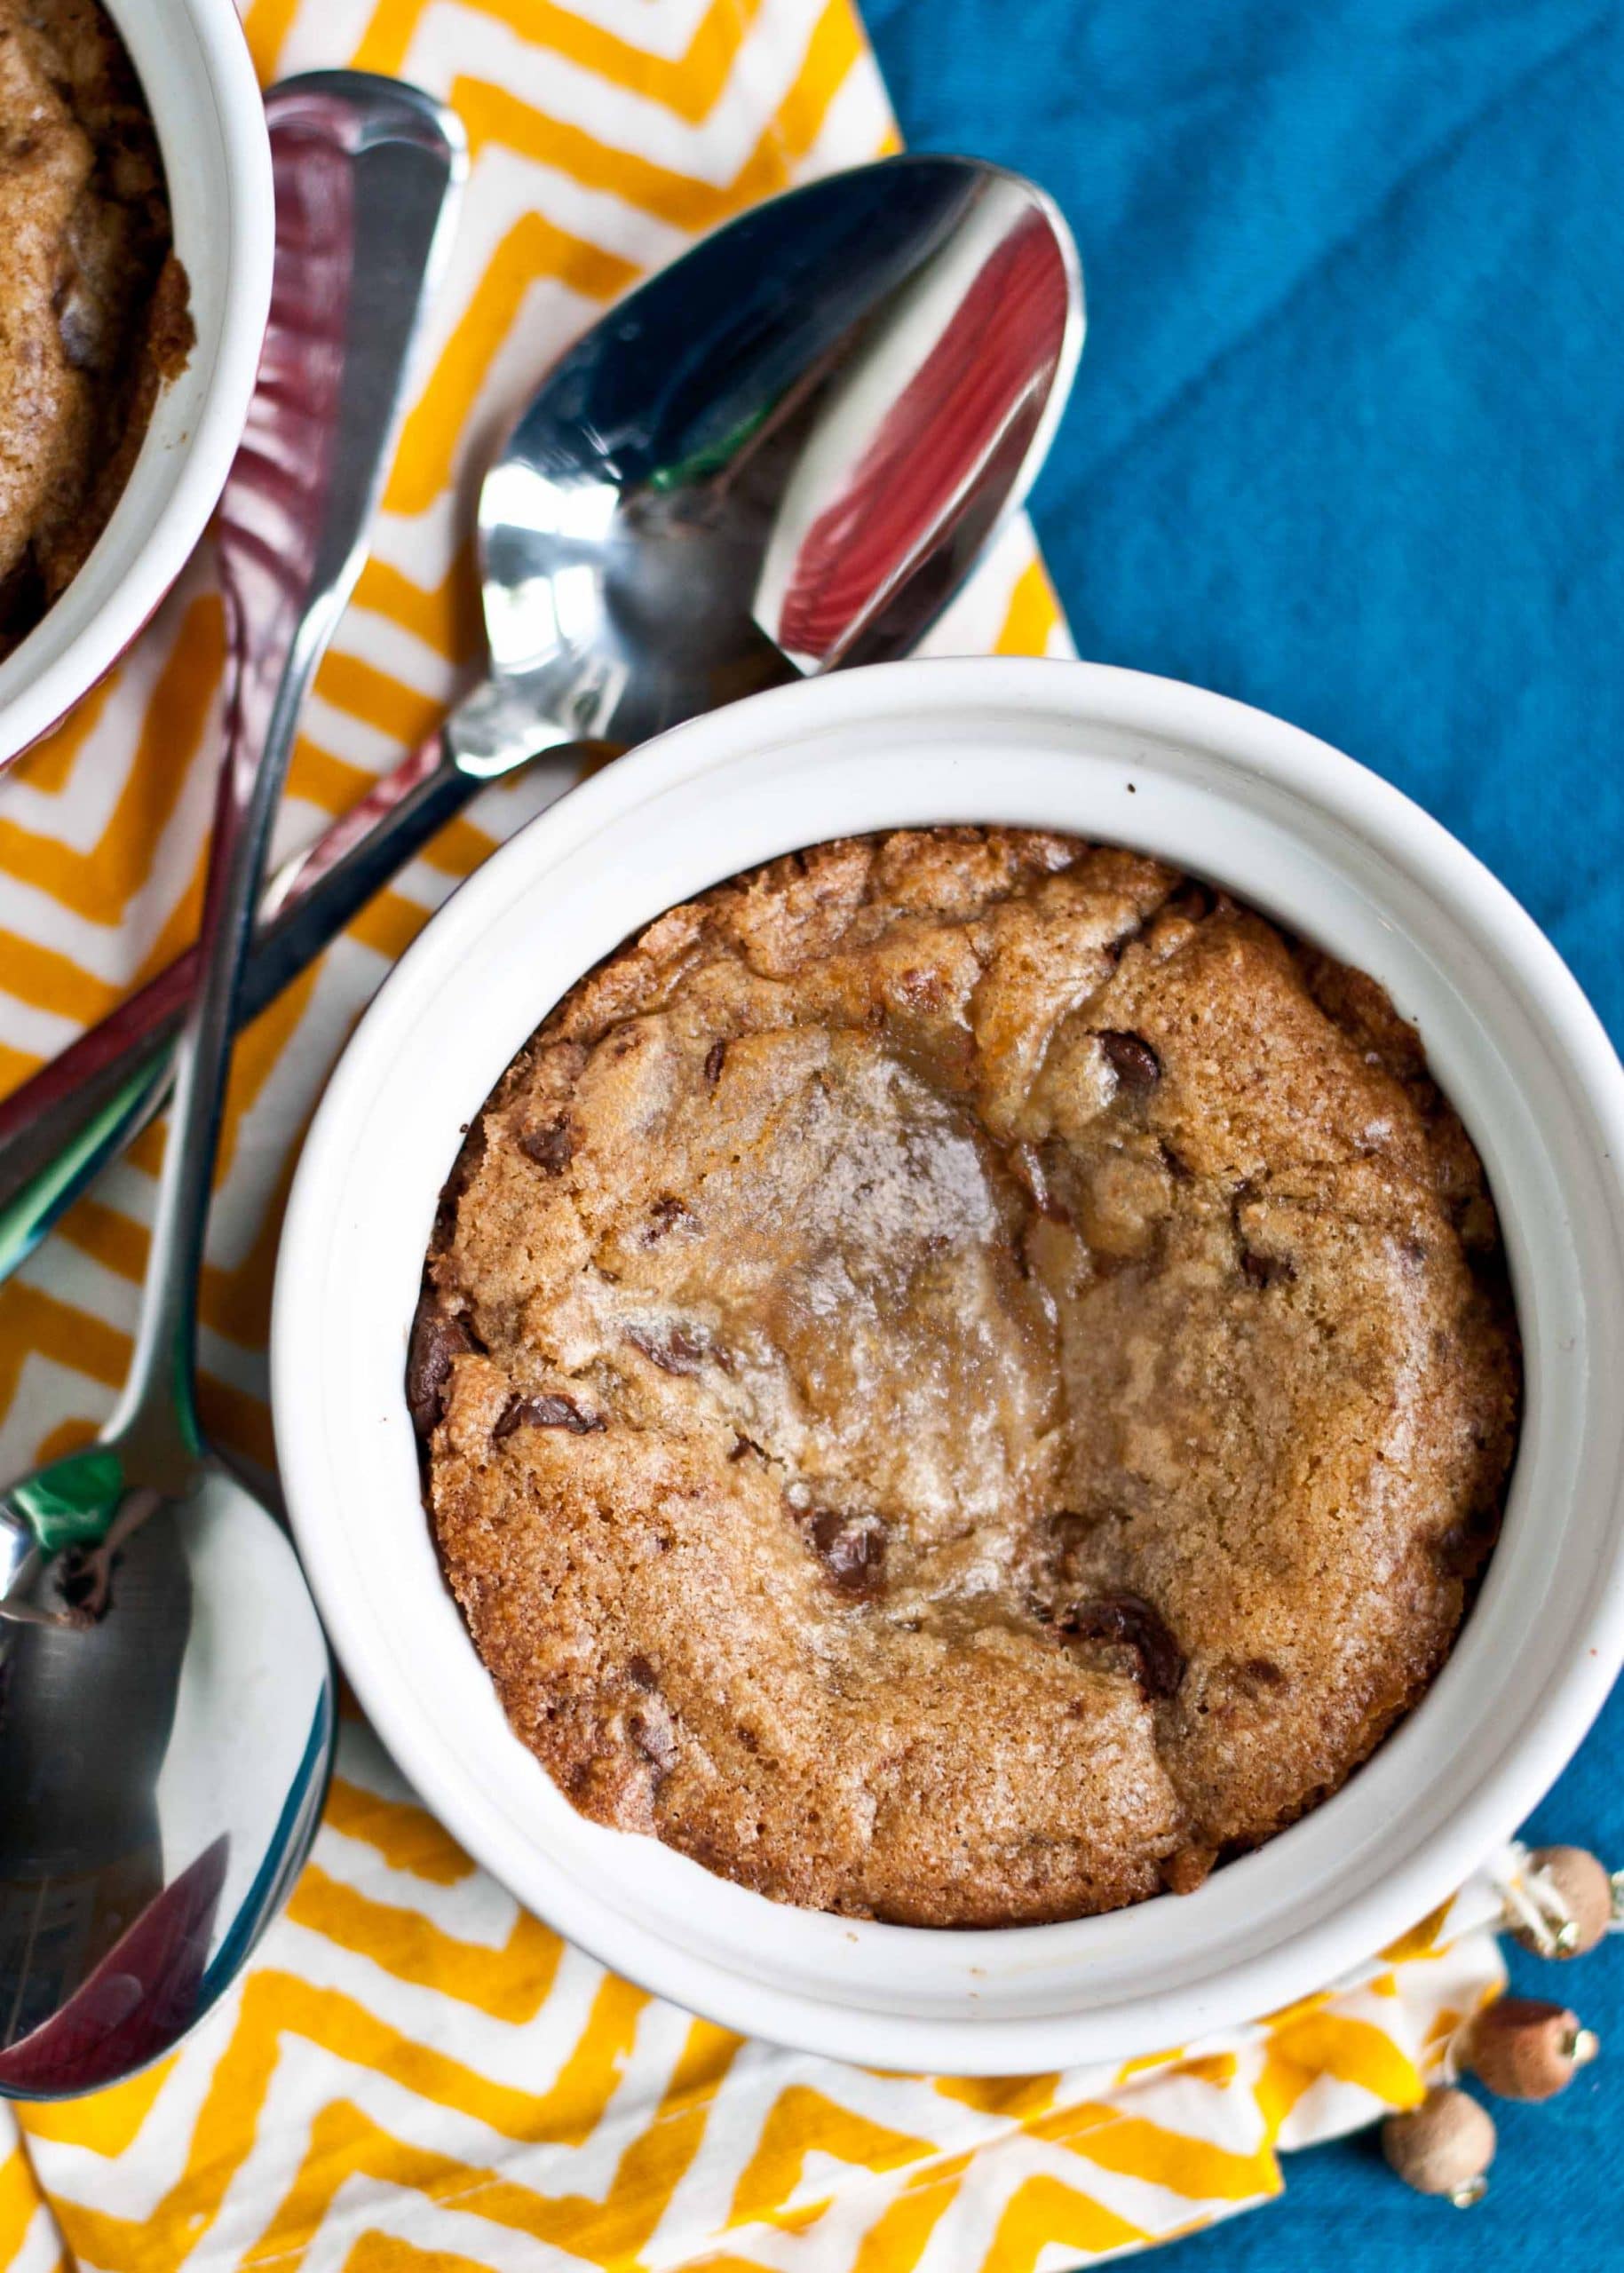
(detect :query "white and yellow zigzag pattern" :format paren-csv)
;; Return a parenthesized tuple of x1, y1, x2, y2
(2, 1719, 1507, 2273)
(0, 2, 1499, 2265)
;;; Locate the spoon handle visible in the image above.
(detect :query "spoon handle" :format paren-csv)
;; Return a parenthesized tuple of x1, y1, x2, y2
(0, 730, 469, 1278)
(0, 716, 588, 1283)
(109, 78, 464, 1477)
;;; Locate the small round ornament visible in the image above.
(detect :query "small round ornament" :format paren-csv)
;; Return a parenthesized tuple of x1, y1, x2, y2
(1511, 1846, 1617, 1959)
(1382, 2087, 1496, 2206)
(1461, 1996, 1599, 2102)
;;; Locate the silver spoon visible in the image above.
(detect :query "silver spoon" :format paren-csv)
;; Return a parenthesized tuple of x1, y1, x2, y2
(0, 74, 464, 2097)
(0, 155, 1081, 1280)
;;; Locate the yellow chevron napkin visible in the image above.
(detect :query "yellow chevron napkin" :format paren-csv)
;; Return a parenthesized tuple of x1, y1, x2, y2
(0, 1, 1509, 2265)
(0, 1712, 1514, 2273)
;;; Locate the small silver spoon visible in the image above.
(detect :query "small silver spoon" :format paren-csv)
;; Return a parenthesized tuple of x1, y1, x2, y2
(0, 75, 464, 2097)
(0, 155, 1081, 1279)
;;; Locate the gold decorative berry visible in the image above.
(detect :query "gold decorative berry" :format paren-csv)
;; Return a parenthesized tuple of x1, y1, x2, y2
(1382, 2087, 1496, 2205)
(1513, 1846, 1616, 1958)
(1461, 1996, 1599, 2101)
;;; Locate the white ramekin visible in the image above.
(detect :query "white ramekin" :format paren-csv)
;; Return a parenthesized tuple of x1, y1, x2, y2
(273, 658, 1624, 2075)
(0, 0, 272, 772)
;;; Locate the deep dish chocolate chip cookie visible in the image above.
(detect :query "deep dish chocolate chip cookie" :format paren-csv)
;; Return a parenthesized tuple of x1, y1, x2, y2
(414, 828, 1519, 1927)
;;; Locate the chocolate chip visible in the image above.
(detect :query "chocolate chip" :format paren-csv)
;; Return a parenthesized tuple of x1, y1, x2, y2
(1063, 1593, 1185, 1699)
(1240, 1656, 1287, 1690)
(704, 1041, 727, 1086)
(644, 1196, 693, 1242)
(406, 1295, 472, 1437)
(626, 1324, 709, 1375)
(1099, 1030, 1161, 1094)
(805, 1509, 887, 1596)
(494, 1393, 605, 1438)
(1240, 1248, 1295, 1288)
(626, 1654, 658, 1691)
(519, 1113, 574, 1173)
(1438, 1503, 1501, 1577)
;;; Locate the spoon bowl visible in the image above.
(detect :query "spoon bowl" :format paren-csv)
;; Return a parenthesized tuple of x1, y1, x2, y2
(0, 1461, 330, 2095)
(457, 154, 1079, 768)
(0, 155, 1082, 1273)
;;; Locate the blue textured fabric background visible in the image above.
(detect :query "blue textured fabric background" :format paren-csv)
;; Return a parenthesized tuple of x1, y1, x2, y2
(862, 0, 1624, 2259)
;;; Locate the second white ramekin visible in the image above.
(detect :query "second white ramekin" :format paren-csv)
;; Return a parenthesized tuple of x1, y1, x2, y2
(0, 0, 272, 772)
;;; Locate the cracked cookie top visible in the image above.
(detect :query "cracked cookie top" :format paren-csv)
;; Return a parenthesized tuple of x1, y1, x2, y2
(415, 828, 1520, 1927)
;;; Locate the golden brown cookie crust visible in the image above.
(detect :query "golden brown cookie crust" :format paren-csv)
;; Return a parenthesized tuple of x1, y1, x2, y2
(417, 829, 1520, 1927)
(0, 0, 192, 654)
